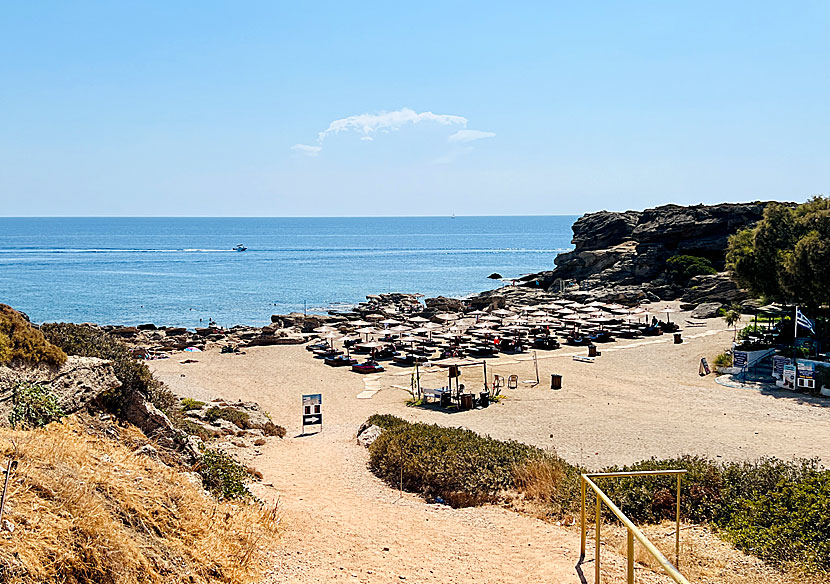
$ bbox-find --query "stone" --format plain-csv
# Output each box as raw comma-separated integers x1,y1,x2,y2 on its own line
518,202,786,303
691,302,724,319
0,356,121,425
681,273,748,304
487,273,503,280
357,424,383,448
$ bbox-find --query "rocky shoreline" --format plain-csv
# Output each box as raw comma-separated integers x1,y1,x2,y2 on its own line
79,201,782,352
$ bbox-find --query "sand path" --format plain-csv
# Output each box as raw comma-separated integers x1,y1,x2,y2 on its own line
150,306,830,583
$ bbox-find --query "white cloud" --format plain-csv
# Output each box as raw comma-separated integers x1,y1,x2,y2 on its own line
448,129,496,143
291,107,494,159
291,144,322,157
318,107,467,142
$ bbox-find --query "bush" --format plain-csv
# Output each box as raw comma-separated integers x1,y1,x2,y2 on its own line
714,352,733,367
181,398,206,411
196,448,254,500
722,471,830,571
0,305,66,367
666,255,717,284
260,421,287,438
8,382,65,428
205,406,250,429
41,323,167,417
367,415,559,507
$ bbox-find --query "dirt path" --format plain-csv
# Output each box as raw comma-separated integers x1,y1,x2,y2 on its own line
150,307,829,583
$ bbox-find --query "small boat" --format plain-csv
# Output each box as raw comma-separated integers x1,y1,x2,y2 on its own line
233,244,247,252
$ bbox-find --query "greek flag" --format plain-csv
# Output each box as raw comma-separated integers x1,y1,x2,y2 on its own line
796,307,816,335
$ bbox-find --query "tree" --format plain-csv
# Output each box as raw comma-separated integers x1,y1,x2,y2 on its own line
726,197,830,308
721,304,742,341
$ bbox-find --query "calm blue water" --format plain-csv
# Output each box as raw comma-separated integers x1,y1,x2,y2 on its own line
0,217,576,328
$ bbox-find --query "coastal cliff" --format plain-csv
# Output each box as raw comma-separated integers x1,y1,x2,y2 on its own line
520,202,786,305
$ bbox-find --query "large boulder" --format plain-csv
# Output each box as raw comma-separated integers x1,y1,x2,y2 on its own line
681,273,748,305
692,302,724,319
0,356,121,425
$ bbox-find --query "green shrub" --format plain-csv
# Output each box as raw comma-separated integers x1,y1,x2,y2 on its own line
722,471,830,571
0,305,66,367
181,398,206,411
368,415,552,507
205,406,250,429
714,352,733,367
196,448,253,500
9,382,65,428
666,255,717,284
41,323,168,417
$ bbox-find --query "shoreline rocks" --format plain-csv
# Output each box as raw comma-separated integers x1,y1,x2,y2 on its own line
517,202,788,306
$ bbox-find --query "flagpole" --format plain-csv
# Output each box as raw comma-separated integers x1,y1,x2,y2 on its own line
794,306,799,389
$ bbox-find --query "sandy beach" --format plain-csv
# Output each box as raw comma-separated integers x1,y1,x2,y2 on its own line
149,302,830,584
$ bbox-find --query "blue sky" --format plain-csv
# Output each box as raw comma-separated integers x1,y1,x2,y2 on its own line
1,1,828,216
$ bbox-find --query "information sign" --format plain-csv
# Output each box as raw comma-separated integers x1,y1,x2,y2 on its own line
302,394,323,431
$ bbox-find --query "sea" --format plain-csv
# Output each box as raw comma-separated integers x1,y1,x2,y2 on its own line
0,216,576,328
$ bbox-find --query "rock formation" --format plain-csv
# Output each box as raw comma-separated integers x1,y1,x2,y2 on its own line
0,356,121,425
520,202,784,305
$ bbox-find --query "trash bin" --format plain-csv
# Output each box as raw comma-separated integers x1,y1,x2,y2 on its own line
674,333,682,344
460,393,474,410
479,391,489,408
551,374,562,390
440,392,452,408
588,345,598,357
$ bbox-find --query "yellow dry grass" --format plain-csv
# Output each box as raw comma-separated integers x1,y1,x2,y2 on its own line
0,417,280,584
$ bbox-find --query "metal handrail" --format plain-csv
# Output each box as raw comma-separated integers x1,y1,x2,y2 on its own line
580,470,690,584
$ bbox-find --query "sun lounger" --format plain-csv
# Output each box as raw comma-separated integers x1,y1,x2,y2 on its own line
573,355,595,363
685,319,706,327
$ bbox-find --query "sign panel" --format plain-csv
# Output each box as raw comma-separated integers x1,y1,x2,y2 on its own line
772,356,792,379
733,351,748,368
797,361,815,380
699,357,711,376
302,394,323,430
782,365,796,390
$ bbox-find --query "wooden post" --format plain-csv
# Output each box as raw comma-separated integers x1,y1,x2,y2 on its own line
627,530,634,584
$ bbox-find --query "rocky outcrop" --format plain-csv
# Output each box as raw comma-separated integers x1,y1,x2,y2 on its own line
522,202,784,304
0,356,121,424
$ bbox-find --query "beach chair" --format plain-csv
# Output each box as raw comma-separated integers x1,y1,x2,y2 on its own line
493,374,504,391
507,375,518,390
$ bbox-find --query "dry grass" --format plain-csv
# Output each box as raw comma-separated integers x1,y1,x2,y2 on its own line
594,520,825,584
0,417,281,584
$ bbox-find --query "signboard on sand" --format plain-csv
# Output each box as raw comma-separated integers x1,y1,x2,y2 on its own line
302,394,322,432
699,357,711,376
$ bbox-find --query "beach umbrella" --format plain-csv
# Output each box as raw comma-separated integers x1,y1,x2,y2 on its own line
663,307,676,322
183,347,202,352
588,301,606,307
313,325,338,333
467,310,487,316
408,316,430,323
365,313,384,320
379,318,401,325
348,319,371,327
423,322,442,330
492,309,514,316
605,304,625,311
435,313,458,321
481,315,501,322
530,310,547,317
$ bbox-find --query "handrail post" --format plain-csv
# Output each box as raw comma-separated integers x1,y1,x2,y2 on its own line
626,529,634,584
595,495,601,584
580,475,586,556
675,473,681,566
